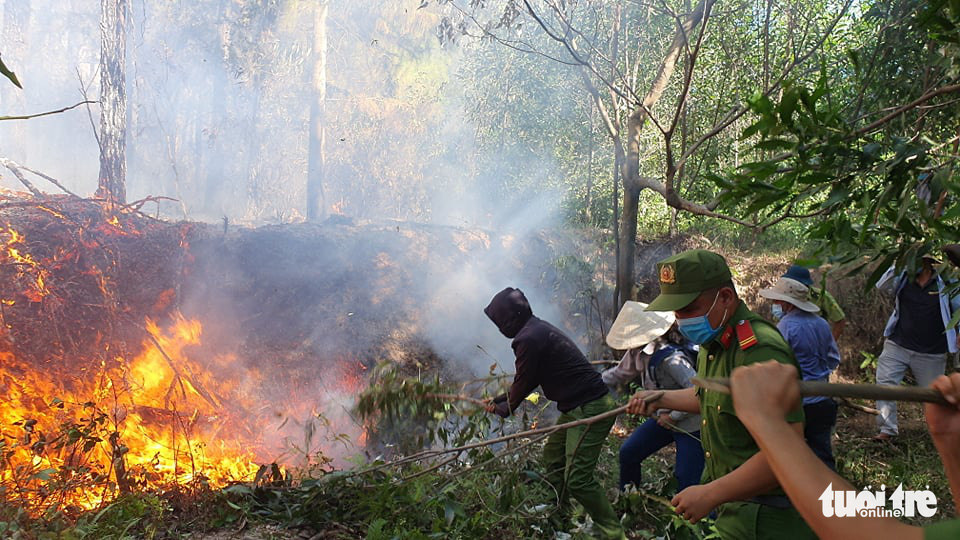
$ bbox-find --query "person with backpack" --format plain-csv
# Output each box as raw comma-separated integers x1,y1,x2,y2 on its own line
601,301,704,492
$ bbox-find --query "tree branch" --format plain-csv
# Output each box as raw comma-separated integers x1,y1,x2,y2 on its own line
0,158,43,197
0,100,96,122
0,159,82,198
636,175,755,227
521,0,634,103
854,84,960,137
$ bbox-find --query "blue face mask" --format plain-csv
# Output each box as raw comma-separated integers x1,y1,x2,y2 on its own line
771,303,784,321
676,291,727,345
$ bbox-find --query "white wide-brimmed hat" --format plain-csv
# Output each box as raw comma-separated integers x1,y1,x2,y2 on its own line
605,301,676,350
759,277,820,313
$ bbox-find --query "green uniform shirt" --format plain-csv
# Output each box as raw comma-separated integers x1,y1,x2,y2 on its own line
925,519,960,539
809,287,845,324
697,301,805,497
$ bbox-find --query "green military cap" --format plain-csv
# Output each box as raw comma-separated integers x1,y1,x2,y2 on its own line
646,249,733,311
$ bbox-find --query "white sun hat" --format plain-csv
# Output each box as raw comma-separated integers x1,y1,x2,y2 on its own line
605,301,676,350
759,277,820,313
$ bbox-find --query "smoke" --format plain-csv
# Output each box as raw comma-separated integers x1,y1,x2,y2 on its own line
0,0,598,467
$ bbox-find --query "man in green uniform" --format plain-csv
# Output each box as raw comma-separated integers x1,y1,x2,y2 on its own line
626,249,815,539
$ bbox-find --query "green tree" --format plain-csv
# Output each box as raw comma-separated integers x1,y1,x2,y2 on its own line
431,0,854,308
715,0,960,281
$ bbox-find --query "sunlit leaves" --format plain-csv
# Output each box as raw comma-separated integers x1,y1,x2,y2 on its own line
710,0,960,287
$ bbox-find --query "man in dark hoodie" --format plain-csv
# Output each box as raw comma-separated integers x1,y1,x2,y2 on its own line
483,287,625,540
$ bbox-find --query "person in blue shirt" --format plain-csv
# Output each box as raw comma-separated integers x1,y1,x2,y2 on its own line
760,276,841,469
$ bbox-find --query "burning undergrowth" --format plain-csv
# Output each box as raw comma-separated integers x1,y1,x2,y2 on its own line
0,193,265,516
0,192,596,518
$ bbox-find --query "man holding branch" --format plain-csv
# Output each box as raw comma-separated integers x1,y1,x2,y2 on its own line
626,249,814,539
729,361,960,539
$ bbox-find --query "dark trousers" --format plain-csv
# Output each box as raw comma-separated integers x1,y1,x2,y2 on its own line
619,417,704,491
803,399,838,470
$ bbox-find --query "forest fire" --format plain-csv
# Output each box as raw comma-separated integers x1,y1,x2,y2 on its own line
0,311,371,514
0,200,371,515
0,191,566,524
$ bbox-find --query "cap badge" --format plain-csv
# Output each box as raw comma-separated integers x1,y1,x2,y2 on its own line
660,264,677,284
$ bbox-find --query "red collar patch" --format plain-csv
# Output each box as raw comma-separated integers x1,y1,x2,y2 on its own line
719,325,735,349
735,319,758,350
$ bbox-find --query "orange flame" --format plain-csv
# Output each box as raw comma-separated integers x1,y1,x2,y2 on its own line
3,226,50,301
0,314,369,514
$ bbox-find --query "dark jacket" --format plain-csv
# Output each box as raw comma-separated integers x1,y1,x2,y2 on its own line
484,287,608,417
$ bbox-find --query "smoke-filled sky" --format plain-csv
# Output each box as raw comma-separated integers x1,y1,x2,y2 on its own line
0,1,581,228
0,0,599,377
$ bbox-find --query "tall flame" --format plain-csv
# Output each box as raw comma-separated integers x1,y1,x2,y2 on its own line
0,214,368,516
0,313,367,514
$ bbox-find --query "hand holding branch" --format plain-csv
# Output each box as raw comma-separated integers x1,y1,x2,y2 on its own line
626,390,665,415
729,362,802,431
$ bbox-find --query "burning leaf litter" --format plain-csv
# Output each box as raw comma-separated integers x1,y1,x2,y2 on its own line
0,194,369,516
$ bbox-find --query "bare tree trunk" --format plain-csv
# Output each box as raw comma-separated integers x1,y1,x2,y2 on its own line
2,0,31,160
96,0,127,203
616,177,642,308
202,66,227,214
616,0,713,309
584,99,594,223
612,151,621,312
306,0,329,221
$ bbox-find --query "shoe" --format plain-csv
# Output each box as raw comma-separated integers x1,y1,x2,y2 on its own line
872,433,895,442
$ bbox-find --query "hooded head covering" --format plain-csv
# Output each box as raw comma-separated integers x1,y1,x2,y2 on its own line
484,287,533,338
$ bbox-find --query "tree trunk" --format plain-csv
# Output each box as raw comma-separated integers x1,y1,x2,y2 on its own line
306,0,329,221
585,100,594,224
2,0,31,160
616,0,714,309
612,150,621,316
617,178,642,308
96,0,127,203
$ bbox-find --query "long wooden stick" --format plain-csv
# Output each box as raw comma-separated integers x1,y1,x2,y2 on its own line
692,377,950,405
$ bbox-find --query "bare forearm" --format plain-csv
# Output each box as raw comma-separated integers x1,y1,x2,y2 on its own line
706,449,780,503
747,418,921,540
661,387,699,413
832,319,846,340
933,436,960,511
